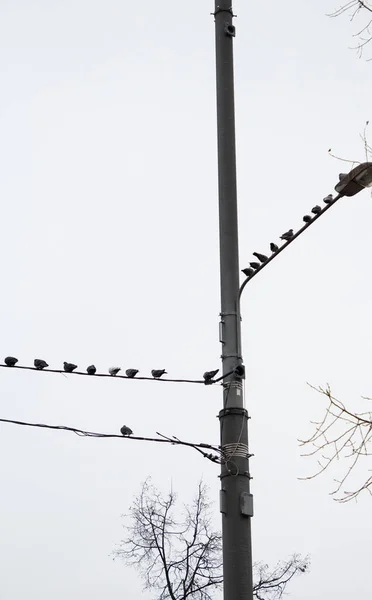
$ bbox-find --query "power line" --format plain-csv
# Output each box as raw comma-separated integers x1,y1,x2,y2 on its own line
0,417,222,463
0,363,219,385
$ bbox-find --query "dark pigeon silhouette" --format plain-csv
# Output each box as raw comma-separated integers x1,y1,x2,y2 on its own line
303,215,312,223
203,369,219,383
34,359,48,370
63,362,77,373
86,365,97,375
311,205,322,215
4,356,18,367
280,229,294,241
151,369,167,378
253,252,268,263
241,268,254,277
249,262,260,269
120,425,133,436
125,369,139,378
270,242,279,253
323,194,333,204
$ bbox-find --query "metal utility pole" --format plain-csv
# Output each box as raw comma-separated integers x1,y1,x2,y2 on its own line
214,2,253,600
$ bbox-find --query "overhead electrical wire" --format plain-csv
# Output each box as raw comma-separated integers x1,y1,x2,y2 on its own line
0,363,227,385
0,417,223,463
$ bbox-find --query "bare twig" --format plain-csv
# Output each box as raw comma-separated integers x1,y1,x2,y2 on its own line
329,1,372,59
299,384,372,502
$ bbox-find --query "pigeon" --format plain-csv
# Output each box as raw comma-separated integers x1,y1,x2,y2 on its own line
120,425,133,436
270,242,279,253
34,359,48,370
203,369,219,383
63,362,78,373
4,356,18,367
311,205,322,215
303,215,312,223
323,194,333,204
280,229,294,241
253,252,268,263
249,262,260,270
109,367,121,376
125,369,139,378
241,268,254,277
151,369,167,378
86,365,97,375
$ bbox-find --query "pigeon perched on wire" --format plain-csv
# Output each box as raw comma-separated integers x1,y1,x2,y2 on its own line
311,205,322,215
280,229,294,241
120,425,133,436
270,242,279,253
203,369,219,384
241,267,255,277
86,365,97,375
151,369,167,378
125,369,139,378
34,359,48,370
249,262,260,270
4,356,18,367
253,252,268,263
109,367,121,376
323,194,333,204
63,362,78,373
303,215,312,223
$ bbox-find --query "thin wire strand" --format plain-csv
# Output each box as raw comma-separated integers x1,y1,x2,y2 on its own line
0,417,222,463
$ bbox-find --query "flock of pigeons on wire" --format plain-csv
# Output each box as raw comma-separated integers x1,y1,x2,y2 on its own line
2,356,167,378
2,356,220,439
2,356,220,384
241,194,334,278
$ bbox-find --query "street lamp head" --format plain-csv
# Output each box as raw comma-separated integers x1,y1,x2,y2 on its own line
335,162,372,197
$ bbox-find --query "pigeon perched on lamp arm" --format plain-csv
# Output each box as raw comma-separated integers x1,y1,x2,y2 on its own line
280,229,294,241
270,242,279,253
63,362,78,373
252,252,268,263
249,262,260,270
34,359,48,370
241,267,254,277
86,365,97,375
311,205,322,215
303,215,312,223
125,369,139,378
151,369,167,378
323,194,333,204
4,356,18,367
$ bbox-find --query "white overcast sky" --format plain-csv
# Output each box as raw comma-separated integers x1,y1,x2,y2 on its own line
0,1,371,599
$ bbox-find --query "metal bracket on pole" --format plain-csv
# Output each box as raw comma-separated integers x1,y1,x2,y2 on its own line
211,7,237,17
218,407,248,419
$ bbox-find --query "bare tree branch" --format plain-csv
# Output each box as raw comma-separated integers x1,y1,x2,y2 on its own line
328,1,372,59
113,480,309,599
299,384,372,502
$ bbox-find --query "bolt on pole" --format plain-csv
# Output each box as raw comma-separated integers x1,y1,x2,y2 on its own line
213,2,254,600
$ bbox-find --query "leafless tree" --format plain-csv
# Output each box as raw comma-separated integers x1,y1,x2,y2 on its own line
299,384,372,502
113,479,309,600
328,1,372,59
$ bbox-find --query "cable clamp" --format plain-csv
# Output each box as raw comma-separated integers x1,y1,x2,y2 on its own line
211,7,236,17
